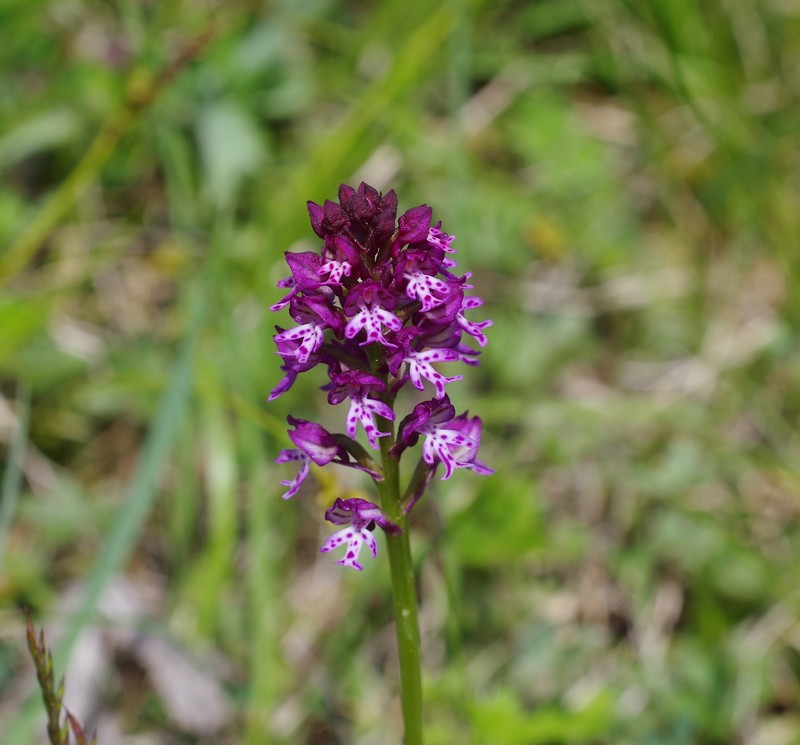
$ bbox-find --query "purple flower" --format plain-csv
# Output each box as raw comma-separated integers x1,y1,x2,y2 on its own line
384,330,463,399
284,251,326,292
439,412,494,477
457,296,492,348
394,396,493,480
270,182,493,568
273,324,323,365
393,397,456,452
272,295,345,365
403,347,463,398
270,182,491,414
268,352,318,401
320,497,400,570
275,416,380,499
396,204,432,244
395,247,462,312
318,258,353,285
426,222,456,252
343,281,403,349
327,370,394,449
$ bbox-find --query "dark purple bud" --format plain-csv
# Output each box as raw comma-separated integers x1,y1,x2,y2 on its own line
397,205,433,244
374,210,396,243
285,251,325,292
287,416,343,466
380,189,398,215
322,199,349,234
373,190,399,243
357,181,380,201
338,183,357,211
351,193,376,226
307,201,325,238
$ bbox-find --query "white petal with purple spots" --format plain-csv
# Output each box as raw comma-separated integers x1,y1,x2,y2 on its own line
274,449,311,499
320,525,378,570
274,322,325,364
404,349,463,398
345,394,395,449
404,271,453,310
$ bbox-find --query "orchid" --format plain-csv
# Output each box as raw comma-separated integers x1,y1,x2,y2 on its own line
320,498,401,570
269,182,493,745
270,182,492,570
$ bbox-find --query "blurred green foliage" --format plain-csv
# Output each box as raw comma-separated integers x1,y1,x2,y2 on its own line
2,0,800,743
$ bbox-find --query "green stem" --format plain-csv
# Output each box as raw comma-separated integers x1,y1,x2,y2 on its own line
366,342,423,743
377,435,424,745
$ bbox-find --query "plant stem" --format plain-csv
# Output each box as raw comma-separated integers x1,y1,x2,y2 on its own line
377,435,424,745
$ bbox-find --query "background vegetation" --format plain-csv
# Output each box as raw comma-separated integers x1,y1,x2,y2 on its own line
2,0,800,743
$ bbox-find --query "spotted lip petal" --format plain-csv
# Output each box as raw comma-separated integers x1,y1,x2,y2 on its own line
404,348,463,399
427,222,456,252
439,412,494,475
274,449,311,499
390,396,492,480
343,281,402,349
345,394,395,449
421,411,494,480
319,498,401,570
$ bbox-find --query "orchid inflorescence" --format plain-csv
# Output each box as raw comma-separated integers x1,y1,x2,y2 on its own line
271,182,492,570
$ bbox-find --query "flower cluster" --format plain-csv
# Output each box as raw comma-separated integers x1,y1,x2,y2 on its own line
271,183,492,569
